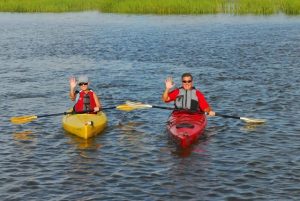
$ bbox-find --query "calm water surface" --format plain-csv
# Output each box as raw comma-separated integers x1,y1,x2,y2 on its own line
1,12,300,200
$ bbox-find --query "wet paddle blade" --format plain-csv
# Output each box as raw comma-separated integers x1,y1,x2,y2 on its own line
240,117,266,124
10,115,38,124
125,101,152,109
123,101,174,110
116,104,141,111
115,101,153,111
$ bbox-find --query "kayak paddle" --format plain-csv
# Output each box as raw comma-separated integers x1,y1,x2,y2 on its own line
214,113,266,124
122,101,174,110
123,101,266,124
11,104,133,124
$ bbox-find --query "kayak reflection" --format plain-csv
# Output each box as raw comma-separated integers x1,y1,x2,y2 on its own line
13,130,34,141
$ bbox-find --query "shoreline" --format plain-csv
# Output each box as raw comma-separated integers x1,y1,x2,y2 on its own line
0,0,299,15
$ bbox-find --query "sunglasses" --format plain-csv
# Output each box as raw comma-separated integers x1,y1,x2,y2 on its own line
182,80,192,83
79,82,88,86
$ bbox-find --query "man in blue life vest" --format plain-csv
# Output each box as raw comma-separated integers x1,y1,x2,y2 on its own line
162,72,215,116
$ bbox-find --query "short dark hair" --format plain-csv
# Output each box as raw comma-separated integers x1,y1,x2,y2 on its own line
181,73,193,80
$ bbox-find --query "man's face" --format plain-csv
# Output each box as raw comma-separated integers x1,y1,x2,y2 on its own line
181,76,193,90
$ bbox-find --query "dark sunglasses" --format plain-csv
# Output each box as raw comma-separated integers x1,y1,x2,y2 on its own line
79,82,88,86
182,80,192,83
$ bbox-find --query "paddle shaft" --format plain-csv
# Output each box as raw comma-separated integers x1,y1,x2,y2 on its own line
152,105,174,110
141,104,204,112
130,103,242,118
126,102,264,123
152,109,241,119
37,112,72,118
36,106,117,118
215,113,241,119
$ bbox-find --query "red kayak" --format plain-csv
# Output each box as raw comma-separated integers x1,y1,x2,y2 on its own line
166,110,207,149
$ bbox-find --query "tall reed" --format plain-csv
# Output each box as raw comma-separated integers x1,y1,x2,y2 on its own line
0,0,299,15
0,0,103,12
278,0,300,14
98,0,226,15
231,0,300,15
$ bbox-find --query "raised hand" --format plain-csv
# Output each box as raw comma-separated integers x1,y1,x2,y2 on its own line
69,76,77,90
165,77,175,90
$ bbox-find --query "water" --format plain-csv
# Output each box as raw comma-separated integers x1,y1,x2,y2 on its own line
1,12,300,200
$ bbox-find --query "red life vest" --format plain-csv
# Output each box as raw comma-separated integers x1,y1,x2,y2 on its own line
74,90,97,113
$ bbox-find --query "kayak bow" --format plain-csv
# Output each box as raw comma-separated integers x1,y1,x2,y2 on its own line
62,111,107,139
167,110,207,149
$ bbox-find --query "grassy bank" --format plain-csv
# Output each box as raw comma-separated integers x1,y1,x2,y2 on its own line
0,0,299,15
0,0,102,12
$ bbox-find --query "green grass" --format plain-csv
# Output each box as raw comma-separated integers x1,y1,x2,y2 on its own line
0,0,299,15
232,0,300,15
98,0,226,15
0,0,103,12
233,0,279,15
279,0,300,14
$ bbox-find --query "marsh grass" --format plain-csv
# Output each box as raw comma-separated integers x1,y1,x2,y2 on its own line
99,0,226,15
233,0,300,15
0,0,103,12
0,0,299,15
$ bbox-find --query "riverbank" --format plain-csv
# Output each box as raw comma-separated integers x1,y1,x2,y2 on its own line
0,0,299,15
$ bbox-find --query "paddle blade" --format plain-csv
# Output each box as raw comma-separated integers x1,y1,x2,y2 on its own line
125,101,152,108
118,101,175,112
10,115,38,124
116,104,140,111
114,101,152,111
240,117,266,124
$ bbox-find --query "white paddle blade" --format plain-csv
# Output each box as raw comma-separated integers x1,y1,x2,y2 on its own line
115,102,153,111
240,117,266,124
125,101,153,109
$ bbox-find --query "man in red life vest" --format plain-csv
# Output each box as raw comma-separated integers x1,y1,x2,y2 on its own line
69,75,101,113
162,73,215,116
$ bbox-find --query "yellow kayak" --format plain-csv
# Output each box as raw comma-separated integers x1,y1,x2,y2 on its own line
62,111,107,139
